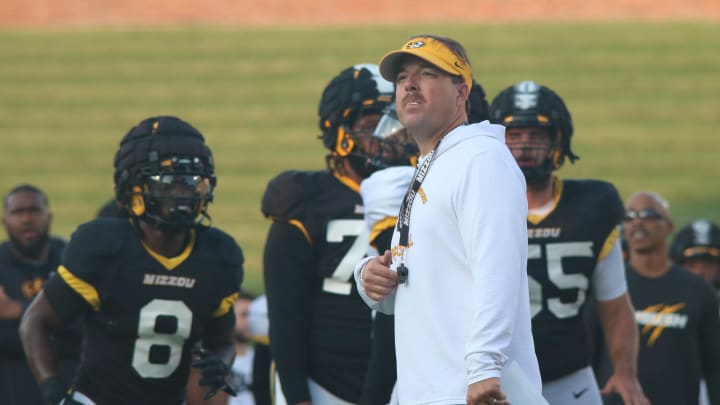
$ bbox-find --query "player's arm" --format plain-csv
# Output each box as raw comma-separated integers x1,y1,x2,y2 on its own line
359,311,396,405
188,234,244,404
359,226,397,405
0,285,28,356
596,294,639,379
263,221,314,404
593,238,647,404
186,327,235,405
0,285,24,319
20,262,94,405
19,291,69,404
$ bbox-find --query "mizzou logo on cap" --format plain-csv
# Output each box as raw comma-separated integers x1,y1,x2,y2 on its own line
405,41,426,49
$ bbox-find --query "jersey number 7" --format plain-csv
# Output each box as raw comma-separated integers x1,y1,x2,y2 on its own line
323,219,369,295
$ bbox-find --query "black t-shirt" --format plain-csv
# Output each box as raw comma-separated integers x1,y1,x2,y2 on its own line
597,264,720,405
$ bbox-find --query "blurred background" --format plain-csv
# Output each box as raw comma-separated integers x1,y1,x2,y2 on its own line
1,1,718,294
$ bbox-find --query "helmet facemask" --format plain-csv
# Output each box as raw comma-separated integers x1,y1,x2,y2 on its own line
318,64,394,178
505,125,563,185
489,80,579,185
369,103,418,168
338,111,385,178
127,156,215,233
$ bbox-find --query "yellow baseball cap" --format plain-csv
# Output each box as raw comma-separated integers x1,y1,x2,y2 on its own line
379,36,473,89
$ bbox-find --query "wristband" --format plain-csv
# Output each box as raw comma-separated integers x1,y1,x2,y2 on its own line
39,376,67,405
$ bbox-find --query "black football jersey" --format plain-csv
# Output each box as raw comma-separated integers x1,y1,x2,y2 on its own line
261,170,372,403
43,218,243,405
527,179,624,381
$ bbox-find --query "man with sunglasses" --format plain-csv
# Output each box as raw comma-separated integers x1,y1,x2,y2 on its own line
594,191,720,405
489,81,647,405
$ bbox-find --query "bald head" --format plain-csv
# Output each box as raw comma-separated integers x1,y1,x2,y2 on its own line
625,191,670,219
623,191,673,257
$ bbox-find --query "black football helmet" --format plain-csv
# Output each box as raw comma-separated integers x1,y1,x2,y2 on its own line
371,102,418,168
489,80,579,180
318,64,394,177
113,116,216,233
467,80,490,124
670,219,720,263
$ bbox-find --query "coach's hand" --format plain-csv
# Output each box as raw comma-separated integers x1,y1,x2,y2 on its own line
191,348,237,399
361,250,398,301
467,378,509,405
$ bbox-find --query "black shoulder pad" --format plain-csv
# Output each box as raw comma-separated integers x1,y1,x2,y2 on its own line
200,227,244,284
66,218,130,257
261,170,319,221
570,179,624,225
61,218,132,281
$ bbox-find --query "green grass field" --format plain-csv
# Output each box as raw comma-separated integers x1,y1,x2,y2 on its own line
0,22,718,294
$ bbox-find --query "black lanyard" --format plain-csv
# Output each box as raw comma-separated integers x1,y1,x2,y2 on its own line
397,139,443,248
394,139,443,285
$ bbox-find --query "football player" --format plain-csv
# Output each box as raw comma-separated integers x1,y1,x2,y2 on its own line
670,219,720,291
19,116,244,405
261,64,393,405
489,81,648,405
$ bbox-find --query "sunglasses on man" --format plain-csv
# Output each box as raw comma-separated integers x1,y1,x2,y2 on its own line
623,209,664,222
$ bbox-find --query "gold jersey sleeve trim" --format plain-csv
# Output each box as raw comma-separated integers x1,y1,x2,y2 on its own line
268,217,312,244
370,216,397,247
252,335,270,346
598,226,620,261
332,172,361,193
58,265,100,311
288,219,312,244
211,292,239,318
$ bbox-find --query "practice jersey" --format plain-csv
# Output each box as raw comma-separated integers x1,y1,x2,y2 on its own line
527,178,624,381
43,218,243,405
262,170,372,403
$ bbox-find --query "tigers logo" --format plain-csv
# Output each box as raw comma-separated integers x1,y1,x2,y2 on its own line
692,220,712,244
391,242,413,258
418,187,427,204
21,277,45,299
635,303,688,346
513,80,541,110
405,41,426,49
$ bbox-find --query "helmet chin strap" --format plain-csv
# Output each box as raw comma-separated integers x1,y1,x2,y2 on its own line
523,163,554,189
346,153,377,179
141,194,207,234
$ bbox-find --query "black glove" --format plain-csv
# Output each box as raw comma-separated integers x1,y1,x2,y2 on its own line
38,376,67,405
191,347,237,399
